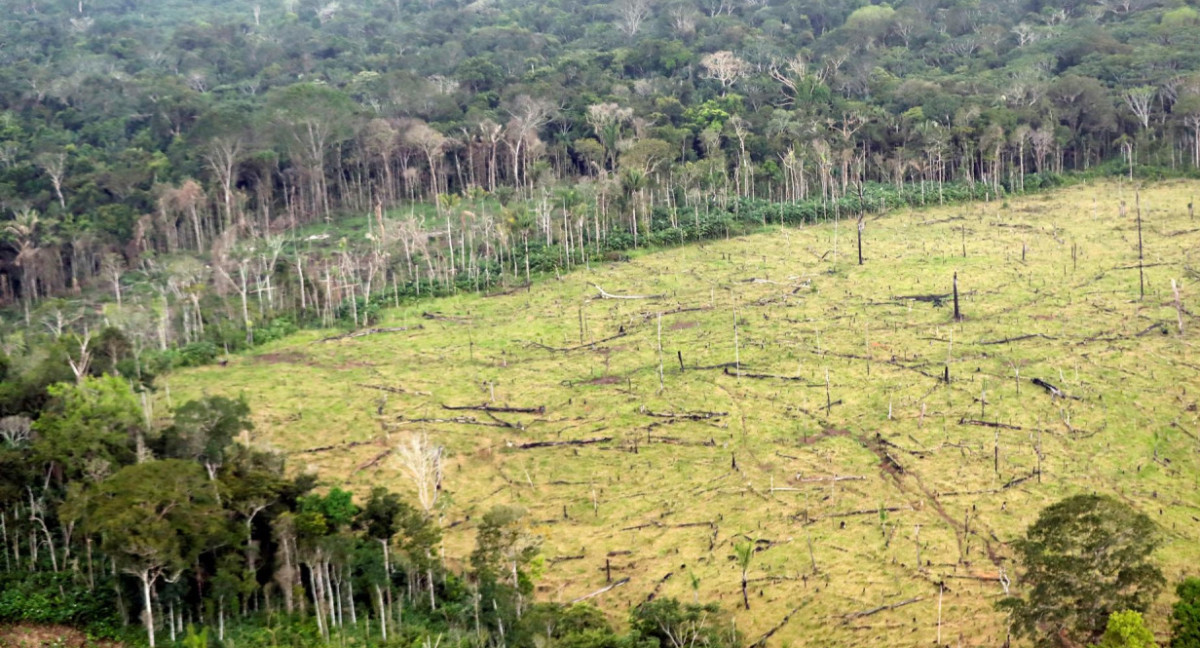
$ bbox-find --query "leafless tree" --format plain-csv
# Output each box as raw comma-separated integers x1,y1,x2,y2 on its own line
0,416,32,448
394,432,443,517
615,0,652,37
35,152,67,210
1123,86,1156,131
700,51,749,95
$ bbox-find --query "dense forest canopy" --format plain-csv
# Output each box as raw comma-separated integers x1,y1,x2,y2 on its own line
2,0,1200,325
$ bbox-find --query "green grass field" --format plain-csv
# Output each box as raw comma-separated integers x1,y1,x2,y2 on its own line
163,180,1200,646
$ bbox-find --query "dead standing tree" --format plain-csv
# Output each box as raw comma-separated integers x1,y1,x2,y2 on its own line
394,432,444,518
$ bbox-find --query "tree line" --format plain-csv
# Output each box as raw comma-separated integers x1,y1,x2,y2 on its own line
2,0,1200,343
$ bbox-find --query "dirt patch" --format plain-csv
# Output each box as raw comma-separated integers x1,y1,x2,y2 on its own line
588,375,622,385
0,624,123,648
797,427,851,446
668,320,698,331
254,351,309,365
333,360,374,370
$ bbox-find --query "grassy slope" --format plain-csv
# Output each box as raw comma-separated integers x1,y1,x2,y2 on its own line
164,180,1200,646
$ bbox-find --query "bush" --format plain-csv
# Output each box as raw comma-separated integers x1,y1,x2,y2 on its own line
0,572,122,637
1172,578,1200,648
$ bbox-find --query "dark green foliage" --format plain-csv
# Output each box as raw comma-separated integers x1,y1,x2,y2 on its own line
64,459,227,577
0,572,123,637
161,394,253,474
631,598,739,648
1172,578,1200,648
1000,495,1164,647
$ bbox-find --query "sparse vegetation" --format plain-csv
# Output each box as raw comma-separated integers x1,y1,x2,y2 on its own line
154,180,1200,645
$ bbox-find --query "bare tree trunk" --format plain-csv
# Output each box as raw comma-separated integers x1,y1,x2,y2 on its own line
140,571,156,648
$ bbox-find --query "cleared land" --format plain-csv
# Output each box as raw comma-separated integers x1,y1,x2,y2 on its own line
165,180,1200,646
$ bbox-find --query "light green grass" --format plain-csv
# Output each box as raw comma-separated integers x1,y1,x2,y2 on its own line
164,180,1200,646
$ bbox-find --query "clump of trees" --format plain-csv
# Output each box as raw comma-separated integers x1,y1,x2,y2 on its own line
1000,494,1169,647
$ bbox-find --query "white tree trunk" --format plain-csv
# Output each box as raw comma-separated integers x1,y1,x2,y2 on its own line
140,571,156,648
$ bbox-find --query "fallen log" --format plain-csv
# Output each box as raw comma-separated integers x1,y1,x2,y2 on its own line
959,418,1025,431
641,408,727,420
822,506,906,520
1031,378,1064,398
750,601,809,647
443,403,545,414
291,439,378,455
636,305,711,321
841,597,923,623
513,436,612,449
521,330,628,352
398,415,520,429
421,311,470,322
570,577,630,603
721,367,822,384
691,362,742,370
316,325,423,343
645,571,673,602
549,554,586,564
355,449,392,472
793,475,867,483
358,383,432,396
977,333,1057,345
593,284,664,300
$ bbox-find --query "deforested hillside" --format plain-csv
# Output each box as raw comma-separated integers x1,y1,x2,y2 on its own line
163,180,1200,646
